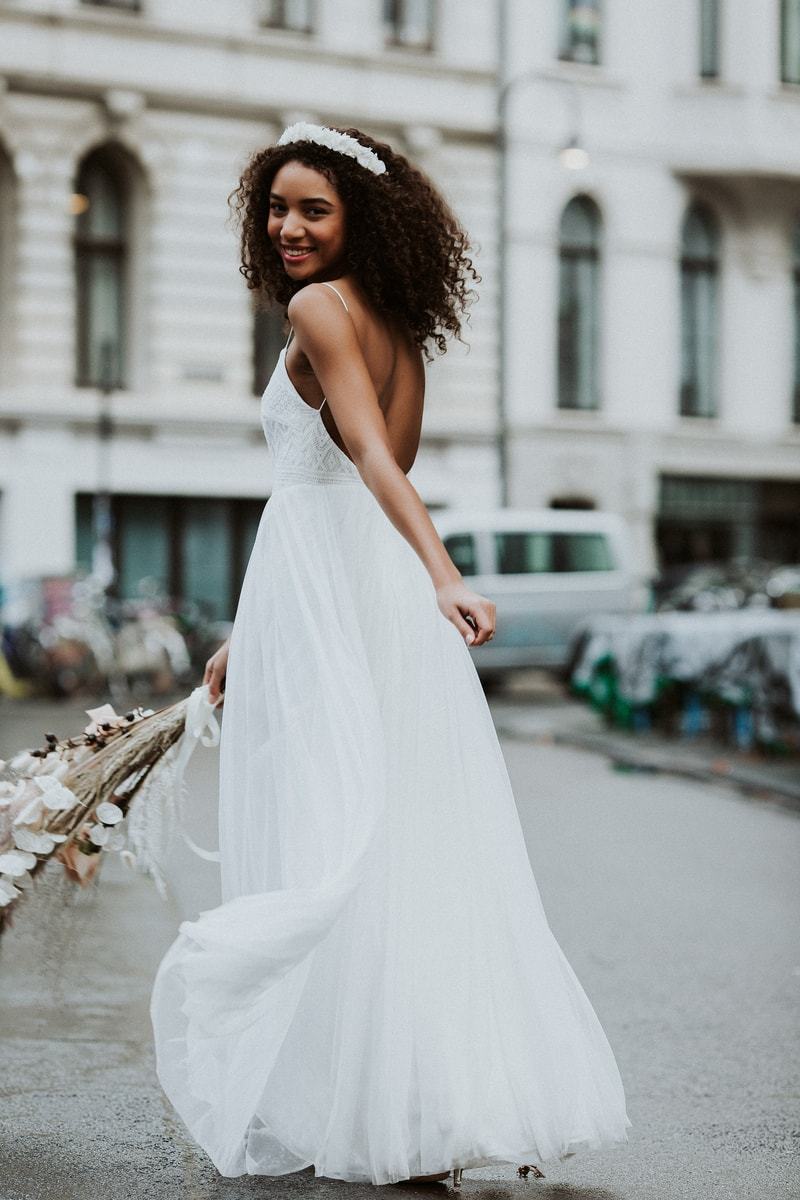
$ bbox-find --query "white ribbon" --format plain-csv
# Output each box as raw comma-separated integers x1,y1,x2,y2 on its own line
171,684,222,863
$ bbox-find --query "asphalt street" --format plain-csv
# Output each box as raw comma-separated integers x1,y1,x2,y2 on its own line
0,696,797,1200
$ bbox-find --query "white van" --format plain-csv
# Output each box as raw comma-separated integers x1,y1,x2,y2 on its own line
430,508,646,673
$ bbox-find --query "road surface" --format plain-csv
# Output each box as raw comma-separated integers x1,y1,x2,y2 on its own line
0,698,797,1199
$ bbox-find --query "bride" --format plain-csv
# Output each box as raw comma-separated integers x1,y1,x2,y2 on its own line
150,123,631,1188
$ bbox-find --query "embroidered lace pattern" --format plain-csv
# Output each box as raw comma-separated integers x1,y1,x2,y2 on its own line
261,350,362,490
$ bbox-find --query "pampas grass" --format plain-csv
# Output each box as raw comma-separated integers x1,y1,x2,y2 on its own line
0,693,204,935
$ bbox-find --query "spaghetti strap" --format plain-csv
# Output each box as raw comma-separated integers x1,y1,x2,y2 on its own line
283,283,348,355
284,283,350,415
319,281,350,313
317,284,350,413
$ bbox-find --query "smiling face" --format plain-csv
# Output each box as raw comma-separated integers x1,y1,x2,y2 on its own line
268,161,347,282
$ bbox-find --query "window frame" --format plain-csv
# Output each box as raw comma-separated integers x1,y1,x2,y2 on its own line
259,0,314,34
442,533,479,578
493,530,615,576
699,0,721,79
781,0,800,85
73,150,129,391
383,0,436,51
80,0,142,11
75,493,266,621
557,194,602,412
558,0,602,66
0,146,14,378
792,219,800,424
252,305,287,397
679,201,720,419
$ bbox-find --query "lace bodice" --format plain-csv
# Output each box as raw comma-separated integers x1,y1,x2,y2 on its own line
261,350,362,491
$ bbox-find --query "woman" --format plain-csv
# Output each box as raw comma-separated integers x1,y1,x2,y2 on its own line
150,124,631,1188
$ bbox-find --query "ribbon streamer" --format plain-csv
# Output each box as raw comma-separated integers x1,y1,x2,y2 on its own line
170,684,222,863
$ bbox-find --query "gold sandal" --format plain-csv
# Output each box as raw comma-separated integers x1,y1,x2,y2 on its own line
404,1162,542,1188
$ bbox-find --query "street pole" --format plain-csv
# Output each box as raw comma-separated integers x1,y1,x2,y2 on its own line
496,3,588,508
497,0,510,509
496,1,541,509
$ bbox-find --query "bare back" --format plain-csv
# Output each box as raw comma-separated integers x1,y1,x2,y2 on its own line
284,279,425,475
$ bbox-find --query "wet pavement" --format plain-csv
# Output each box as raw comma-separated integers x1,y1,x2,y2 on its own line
0,692,798,1199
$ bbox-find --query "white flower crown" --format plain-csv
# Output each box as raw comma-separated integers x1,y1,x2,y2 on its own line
277,122,388,176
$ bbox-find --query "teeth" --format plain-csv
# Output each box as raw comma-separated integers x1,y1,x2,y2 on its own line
284,248,312,256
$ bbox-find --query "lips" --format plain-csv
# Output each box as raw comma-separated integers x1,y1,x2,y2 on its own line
280,245,315,263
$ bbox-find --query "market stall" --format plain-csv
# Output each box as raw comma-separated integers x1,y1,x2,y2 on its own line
568,611,800,752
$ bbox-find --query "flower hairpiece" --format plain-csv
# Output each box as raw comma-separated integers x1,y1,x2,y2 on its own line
277,123,387,176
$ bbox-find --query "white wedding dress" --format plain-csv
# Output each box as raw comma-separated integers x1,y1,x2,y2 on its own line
150,285,631,1184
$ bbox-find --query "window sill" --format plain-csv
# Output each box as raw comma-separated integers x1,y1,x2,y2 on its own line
670,415,722,437
75,386,128,396
384,35,434,52
771,82,800,101
381,40,437,64
552,405,604,422
259,23,314,37
672,79,746,99
79,2,141,13
538,62,624,90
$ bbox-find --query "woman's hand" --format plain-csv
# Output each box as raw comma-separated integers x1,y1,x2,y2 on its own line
203,639,230,705
436,581,496,647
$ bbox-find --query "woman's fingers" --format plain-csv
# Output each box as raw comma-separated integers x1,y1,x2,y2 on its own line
450,610,477,644
463,600,495,646
451,599,496,647
207,668,225,702
436,583,497,648
204,647,228,702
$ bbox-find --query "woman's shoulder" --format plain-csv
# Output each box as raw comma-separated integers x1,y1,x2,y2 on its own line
288,281,424,376
286,282,350,325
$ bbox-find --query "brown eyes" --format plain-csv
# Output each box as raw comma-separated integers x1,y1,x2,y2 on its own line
269,203,329,217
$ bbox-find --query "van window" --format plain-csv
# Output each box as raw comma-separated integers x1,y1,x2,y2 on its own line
561,532,614,571
495,532,552,573
495,531,614,574
444,533,478,576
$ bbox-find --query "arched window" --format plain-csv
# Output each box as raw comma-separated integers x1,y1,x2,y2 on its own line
74,146,131,389
253,305,286,396
558,195,601,411
781,0,800,84
680,202,720,418
793,219,800,424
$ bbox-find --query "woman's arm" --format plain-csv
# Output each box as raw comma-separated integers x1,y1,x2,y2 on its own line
287,285,495,647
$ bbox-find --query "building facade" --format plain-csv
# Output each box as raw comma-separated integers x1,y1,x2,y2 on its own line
502,0,800,580
1,0,799,625
0,0,498,621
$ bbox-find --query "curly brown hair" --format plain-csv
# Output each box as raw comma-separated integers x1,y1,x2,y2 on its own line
227,127,479,358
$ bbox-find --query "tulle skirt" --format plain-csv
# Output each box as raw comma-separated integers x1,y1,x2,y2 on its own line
150,480,631,1183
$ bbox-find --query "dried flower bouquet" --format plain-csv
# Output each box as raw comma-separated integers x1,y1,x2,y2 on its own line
0,686,220,933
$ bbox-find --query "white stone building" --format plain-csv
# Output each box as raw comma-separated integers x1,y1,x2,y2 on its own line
1,0,799,626
0,0,498,621
502,0,800,580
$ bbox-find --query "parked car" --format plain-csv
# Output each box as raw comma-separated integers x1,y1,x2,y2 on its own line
430,508,647,676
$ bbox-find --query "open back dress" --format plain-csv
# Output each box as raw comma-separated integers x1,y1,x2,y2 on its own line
149,282,631,1185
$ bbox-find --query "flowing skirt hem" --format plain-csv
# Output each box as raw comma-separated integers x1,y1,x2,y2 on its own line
206,1128,634,1183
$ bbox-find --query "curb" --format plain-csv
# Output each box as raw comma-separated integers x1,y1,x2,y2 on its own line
493,718,800,814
